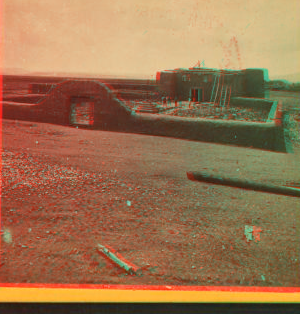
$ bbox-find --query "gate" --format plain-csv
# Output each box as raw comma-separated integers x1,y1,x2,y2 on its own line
69,96,95,126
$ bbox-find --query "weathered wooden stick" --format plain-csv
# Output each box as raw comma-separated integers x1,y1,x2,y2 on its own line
97,244,140,274
187,171,300,197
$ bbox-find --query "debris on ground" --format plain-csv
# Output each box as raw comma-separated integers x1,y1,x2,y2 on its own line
97,244,140,275
245,225,262,243
2,228,13,244
253,226,262,243
245,225,253,242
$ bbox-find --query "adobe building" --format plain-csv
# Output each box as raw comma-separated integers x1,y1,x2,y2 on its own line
156,67,266,104
2,67,289,153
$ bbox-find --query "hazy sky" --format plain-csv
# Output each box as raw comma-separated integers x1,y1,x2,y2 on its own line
2,0,300,79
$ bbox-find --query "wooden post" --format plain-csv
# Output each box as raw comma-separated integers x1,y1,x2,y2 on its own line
187,171,300,198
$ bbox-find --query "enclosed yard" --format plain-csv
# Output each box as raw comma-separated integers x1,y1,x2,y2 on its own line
162,102,269,122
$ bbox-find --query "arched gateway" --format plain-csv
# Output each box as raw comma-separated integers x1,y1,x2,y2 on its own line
36,80,132,128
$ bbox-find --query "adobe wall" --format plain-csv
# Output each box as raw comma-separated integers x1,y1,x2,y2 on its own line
127,112,287,153
230,97,273,110
2,79,288,153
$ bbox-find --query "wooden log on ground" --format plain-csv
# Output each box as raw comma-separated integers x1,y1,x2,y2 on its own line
186,171,300,198
97,244,140,275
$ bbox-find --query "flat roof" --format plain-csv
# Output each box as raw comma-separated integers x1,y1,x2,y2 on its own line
160,67,243,75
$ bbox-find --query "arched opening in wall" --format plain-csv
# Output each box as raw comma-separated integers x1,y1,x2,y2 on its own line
69,96,95,127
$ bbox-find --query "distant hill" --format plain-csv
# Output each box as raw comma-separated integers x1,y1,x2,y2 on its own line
29,71,153,80
1,68,153,80
270,72,300,83
2,67,299,83
0,67,31,75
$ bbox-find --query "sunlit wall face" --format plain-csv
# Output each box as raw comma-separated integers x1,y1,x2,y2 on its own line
2,0,300,80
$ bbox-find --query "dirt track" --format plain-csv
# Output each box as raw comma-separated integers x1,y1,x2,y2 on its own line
1,108,299,287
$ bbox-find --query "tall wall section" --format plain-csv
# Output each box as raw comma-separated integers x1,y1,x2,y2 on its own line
243,69,265,98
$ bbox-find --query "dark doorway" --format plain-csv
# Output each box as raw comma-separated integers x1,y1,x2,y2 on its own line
191,88,203,102
69,96,95,126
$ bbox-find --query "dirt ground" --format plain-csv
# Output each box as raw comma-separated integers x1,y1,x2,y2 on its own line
1,91,300,287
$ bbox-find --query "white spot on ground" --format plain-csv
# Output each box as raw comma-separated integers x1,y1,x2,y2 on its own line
2,228,12,244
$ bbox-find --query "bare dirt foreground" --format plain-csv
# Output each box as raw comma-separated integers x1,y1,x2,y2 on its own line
1,101,300,287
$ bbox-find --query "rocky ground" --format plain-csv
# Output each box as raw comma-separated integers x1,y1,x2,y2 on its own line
0,91,300,287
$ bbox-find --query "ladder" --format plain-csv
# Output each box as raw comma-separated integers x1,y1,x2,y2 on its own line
219,85,227,107
211,74,232,107
210,74,220,103
219,85,232,108
226,85,232,107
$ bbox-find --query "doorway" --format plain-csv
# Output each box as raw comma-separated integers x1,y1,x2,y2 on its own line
190,88,203,102
69,96,95,126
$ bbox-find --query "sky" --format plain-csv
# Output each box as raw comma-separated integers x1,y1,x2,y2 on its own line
2,0,300,80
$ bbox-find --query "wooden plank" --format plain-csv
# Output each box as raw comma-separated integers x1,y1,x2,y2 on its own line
97,244,140,275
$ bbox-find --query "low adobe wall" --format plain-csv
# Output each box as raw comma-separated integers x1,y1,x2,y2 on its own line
230,96,281,124
230,97,273,110
2,101,44,123
3,94,47,104
127,111,287,153
2,80,288,153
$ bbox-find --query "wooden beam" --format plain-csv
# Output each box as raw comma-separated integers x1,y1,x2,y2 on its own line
187,171,300,197
97,244,140,275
